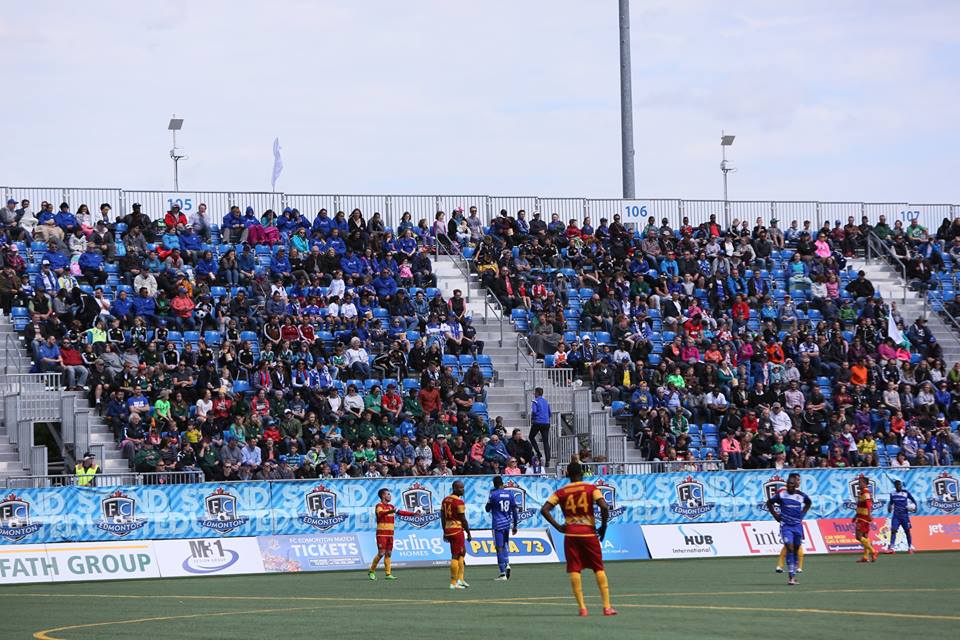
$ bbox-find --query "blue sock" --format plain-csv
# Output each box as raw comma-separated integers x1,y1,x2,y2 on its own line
787,549,797,575
496,546,507,573
905,529,912,547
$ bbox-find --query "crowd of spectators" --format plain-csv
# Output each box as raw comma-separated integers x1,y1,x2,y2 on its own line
472,209,960,470
0,197,548,481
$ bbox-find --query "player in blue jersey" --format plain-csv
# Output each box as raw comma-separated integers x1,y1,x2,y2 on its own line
886,480,917,555
485,475,520,580
766,472,812,586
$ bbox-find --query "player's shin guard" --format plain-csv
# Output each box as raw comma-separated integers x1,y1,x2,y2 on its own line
569,572,587,611
595,570,612,610
369,553,382,573
384,556,392,575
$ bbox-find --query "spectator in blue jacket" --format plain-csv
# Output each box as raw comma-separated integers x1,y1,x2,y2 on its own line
77,246,106,284
133,287,157,325
372,269,398,300
222,205,245,243
312,208,333,239
195,250,218,283
270,249,292,282
55,203,78,234
483,434,510,468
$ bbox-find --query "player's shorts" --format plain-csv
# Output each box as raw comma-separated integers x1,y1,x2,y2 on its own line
564,535,604,573
445,531,466,557
493,528,511,551
376,533,394,552
855,520,871,538
891,515,911,531
780,524,804,547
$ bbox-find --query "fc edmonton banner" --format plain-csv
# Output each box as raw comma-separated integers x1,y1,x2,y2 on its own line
1,468,959,546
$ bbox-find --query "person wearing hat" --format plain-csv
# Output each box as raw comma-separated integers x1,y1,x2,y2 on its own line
75,451,100,487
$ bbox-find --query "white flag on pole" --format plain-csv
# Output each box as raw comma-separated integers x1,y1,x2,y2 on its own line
271,137,283,192
887,305,907,347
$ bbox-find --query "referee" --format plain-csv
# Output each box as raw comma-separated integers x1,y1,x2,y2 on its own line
529,387,552,468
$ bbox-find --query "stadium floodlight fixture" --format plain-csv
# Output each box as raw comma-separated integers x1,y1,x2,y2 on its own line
168,114,187,190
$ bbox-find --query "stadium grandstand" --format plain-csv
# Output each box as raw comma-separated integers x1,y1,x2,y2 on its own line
0,190,958,484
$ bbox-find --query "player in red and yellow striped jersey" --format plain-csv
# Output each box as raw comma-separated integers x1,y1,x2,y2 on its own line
441,480,472,589
854,475,879,563
541,460,616,617
368,488,416,580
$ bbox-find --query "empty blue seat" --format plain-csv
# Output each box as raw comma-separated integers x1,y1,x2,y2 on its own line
459,354,475,367
204,331,222,345
543,354,556,367
240,331,259,342
701,423,718,436
183,331,201,343
402,379,420,392
232,380,251,395
210,286,227,299
442,354,458,368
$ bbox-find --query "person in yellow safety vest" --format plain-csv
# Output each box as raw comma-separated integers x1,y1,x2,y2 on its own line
75,452,100,486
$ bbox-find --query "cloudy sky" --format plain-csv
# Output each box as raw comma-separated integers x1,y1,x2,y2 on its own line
3,1,958,202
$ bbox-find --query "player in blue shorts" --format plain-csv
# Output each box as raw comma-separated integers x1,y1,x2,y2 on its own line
485,475,519,580
766,472,812,586
886,479,917,554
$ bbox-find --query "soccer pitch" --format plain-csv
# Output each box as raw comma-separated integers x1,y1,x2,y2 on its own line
1,553,958,640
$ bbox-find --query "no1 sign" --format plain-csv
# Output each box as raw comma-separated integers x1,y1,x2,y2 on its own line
621,200,652,222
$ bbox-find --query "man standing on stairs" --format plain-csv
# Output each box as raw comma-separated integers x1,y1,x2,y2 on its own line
530,387,552,468
75,452,100,487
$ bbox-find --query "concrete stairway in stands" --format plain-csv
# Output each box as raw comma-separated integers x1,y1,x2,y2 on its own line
852,256,960,364
0,313,128,480
432,254,635,463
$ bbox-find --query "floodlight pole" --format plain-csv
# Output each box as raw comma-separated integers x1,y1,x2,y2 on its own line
720,131,735,228
619,0,635,199
169,114,186,191
172,125,179,191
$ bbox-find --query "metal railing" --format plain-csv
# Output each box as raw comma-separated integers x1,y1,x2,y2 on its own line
5,185,959,234
2,470,206,488
866,231,909,301
554,460,726,476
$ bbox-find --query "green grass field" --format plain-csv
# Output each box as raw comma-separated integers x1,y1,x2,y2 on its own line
2,553,959,639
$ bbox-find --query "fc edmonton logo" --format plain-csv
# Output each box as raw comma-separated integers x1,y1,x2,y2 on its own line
299,485,348,531
670,476,716,519
96,490,146,536
758,475,786,511
594,480,626,519
929,472,960,512
398,482,440,528
198,488,249,534
843,477,885,511
0,494,42,542
501,480,537,521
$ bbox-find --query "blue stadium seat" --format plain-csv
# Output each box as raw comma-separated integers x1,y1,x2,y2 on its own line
543,354,556,367
204,331,222,346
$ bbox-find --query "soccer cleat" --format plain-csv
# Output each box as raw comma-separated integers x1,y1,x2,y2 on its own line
908,548,915,555
578,609,589,617
871,550,880,562
506,564,512,579
495,574,508,581
457,579,470,588
788,577,798,586
856,558,870,563
775,567,784,573
368,571,376,580
885,549,896,555
385,574,398,580
603,608,618,616
797,567,803,573
451,583,466,590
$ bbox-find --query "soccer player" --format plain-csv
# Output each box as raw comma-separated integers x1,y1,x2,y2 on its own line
540,460,616,617
369,488,416,580
854,475,879,563
886,479,917,554
441,480,472,590
766,472,811,586
485,475,519,580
